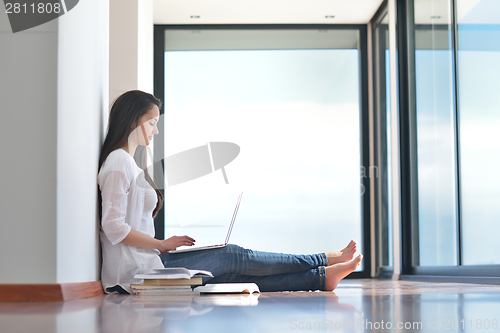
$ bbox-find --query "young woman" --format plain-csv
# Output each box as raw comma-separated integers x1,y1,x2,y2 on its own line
98,90,362,294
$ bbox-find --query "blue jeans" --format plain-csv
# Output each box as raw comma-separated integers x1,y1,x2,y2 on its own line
159,244,327,292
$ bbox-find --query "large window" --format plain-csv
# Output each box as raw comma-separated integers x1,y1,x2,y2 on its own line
457,0,500,265
154,26,370,275
396,0,500,278
414,0,458,266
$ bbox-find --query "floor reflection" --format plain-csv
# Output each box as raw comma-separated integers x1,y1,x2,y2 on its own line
2,280,500,333
102,294,260,332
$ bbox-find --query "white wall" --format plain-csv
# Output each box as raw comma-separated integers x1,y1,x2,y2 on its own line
0,0,109,284
56,0,109,283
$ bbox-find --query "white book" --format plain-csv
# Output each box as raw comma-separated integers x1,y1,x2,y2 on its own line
135,267,213,280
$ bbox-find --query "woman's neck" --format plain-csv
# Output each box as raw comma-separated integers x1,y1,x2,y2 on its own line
121,143,138,157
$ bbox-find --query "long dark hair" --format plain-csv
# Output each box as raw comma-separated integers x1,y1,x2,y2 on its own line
99,90,164,218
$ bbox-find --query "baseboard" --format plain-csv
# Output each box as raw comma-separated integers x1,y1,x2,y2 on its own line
0,281,103,302
375,267,394,279
401,275,500,285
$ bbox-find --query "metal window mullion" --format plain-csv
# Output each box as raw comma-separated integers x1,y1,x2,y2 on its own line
407,0,420,270
371,19,387,272
375,27,384,269
368,21,377,278
360,25,373,278
374,22,390,269
450,0,463,266
395,0,419,274
153,25,166,241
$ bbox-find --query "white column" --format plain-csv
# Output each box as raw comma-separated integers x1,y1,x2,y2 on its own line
109,0,154,104
56,0,110,283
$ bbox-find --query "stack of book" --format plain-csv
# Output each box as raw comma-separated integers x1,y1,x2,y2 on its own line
131,267,213,296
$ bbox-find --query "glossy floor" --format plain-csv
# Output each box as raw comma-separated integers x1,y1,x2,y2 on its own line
3,280,500,332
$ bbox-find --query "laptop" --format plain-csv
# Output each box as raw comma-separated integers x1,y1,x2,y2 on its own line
168,192,243,253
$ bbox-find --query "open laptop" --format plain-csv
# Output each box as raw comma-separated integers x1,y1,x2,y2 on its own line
169,192,243,253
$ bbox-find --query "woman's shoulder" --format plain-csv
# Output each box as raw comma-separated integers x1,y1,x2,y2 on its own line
99,149,138,178
107,148,133,162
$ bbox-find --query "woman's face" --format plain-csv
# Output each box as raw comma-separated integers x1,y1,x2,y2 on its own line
130,105,160,146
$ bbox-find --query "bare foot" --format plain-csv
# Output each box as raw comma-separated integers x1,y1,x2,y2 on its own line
327,240,357,266
325,254,363,291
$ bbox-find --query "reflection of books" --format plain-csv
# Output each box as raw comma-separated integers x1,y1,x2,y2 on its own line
134,267,213,280
131,294,259,308
194,283,260,294
194,294,259,306
132,295,196,306
131,296,214,320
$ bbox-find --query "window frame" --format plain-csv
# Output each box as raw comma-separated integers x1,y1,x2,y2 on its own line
396,0,500,282
153,24,372,278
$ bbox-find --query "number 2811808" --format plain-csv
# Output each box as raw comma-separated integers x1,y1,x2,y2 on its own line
5,3,62,14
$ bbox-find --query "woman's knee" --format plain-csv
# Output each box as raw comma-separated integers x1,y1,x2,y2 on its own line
215,244,250,260
224,244,249,254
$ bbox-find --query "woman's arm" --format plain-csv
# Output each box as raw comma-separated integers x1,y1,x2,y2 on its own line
121,228,195,253
99,154,195,252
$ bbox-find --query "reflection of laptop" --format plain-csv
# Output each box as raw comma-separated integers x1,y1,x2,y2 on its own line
169,192,243,254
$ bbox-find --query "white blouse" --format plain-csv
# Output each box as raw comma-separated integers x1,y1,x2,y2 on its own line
98,149,163,293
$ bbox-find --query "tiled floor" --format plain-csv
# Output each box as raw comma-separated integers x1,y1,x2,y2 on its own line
2,280,500,332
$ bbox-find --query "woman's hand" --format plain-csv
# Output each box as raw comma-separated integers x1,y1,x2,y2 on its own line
157,235,196,253
121,229,195,253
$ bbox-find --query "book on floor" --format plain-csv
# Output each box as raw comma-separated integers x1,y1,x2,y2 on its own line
142,277,203,286
134,267,213,280
131,283,199,296
131,283,261,297
134,289,201,296
130,284,192,290
194,283,260,294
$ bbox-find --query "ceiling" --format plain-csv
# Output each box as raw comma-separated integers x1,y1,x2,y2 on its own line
414,0,482,24
153,0,385,25
153,0,495,26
